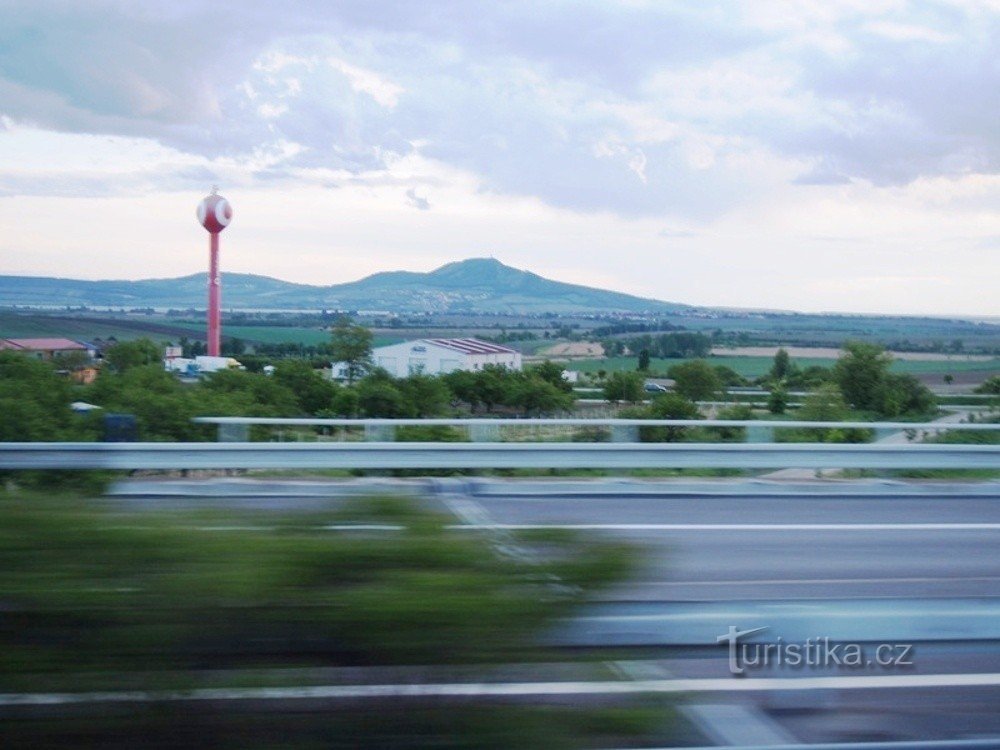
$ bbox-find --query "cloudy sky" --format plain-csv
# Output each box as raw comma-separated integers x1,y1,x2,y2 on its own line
0,0,997,315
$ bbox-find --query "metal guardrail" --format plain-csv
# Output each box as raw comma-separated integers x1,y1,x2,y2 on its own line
1,442,996,470
191,416,1000,444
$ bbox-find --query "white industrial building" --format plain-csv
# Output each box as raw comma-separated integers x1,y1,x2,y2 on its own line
332,338,521,380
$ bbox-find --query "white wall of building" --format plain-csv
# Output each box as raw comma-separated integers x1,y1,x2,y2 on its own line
332,339,521,380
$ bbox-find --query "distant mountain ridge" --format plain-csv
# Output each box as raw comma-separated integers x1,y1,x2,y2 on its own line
0,258,685,314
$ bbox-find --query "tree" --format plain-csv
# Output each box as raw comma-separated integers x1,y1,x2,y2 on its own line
355,371,408,417
398,374,452,417
637,348,650,372
640,393,701,442
976,375,1000,395
769,348,793,382
52,350,91,372
714,365,747,388
873,373,935,417
528,360,573,393
329,316,373,383
442,369,481,412
473,365,509,413
603,371,644,404
272,359,338,415
196,369,299,418
504,373,574,416
104,338,161,374
667,359,722,401
832,341,893,411
0,352,79,441
799,383,850,422
767,385,788,414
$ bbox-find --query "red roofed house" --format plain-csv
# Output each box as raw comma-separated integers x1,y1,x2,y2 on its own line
331,338,521,380
0,338,94,360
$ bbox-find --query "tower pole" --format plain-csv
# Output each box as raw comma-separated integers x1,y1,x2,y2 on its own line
208,232,221,356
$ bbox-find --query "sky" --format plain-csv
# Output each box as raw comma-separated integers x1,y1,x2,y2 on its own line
0,0,997,315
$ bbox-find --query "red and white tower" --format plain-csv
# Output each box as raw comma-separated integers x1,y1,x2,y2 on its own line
196,187,233,357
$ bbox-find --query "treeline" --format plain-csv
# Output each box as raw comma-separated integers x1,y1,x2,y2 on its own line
591,321,682,336
603,331,712,359
0,347,575,444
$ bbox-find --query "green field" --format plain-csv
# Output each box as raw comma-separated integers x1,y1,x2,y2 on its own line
563,355,1000,380
0,313,407,348
0,312,195,342
168,322,335,345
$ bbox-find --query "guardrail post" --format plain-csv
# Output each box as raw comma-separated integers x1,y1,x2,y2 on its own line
218,423,249,442
746,425,774,443
611,425,639,443
365,424,396,442
469,424,501,442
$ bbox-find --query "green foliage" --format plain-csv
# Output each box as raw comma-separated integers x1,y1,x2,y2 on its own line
603,371,645,404
271,359,338,414
503,371,574,416
397,374,452,417
628,393,701,442
0,493,634,677
770,348,792,381
612,331,712,359
475,365,510,412
831,341,935,416
976,375,1000,395
767,385,788,414
197,369,300,417
781,384,871,443
711,403,754,441
355,371,409,417
785,365,832,390
833,341,894,411
637,348,650,371
50,350,91,371
667,359,722,401
396,425,467,442
103,338,161,374
87,365,205,441
0,352,80,441
714,364,748,387
329,316,373,382
873,372,936,417
442,369,481,411
798,383,850,422
528,360,573,393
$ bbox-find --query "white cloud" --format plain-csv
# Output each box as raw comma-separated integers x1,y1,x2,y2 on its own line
0,0,996,314
327,57,404,108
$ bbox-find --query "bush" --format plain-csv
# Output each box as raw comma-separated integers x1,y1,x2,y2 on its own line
0,494,634,674
667,359,721,401
635,393,701,442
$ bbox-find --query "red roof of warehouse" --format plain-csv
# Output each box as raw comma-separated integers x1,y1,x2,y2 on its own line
422,338,518,355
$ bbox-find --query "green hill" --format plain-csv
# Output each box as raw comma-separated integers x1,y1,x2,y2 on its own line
0,258,685,314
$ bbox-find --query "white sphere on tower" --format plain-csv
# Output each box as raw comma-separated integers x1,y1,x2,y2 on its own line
196,186,233,234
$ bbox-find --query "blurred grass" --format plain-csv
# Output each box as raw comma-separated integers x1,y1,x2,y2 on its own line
0,491,672,747
1,701,678,749
0,493,634,683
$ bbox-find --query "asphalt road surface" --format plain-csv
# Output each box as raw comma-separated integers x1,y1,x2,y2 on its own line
109,476,1000,744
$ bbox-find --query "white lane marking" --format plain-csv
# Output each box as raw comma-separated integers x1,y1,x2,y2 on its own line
441,495,537,562
193,523,1000,533
625,576,1000,587
453,523,1000,531
5,672,1000,705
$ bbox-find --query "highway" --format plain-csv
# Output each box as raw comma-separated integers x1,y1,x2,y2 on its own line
103,476,1000,744
437,480,1000,603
